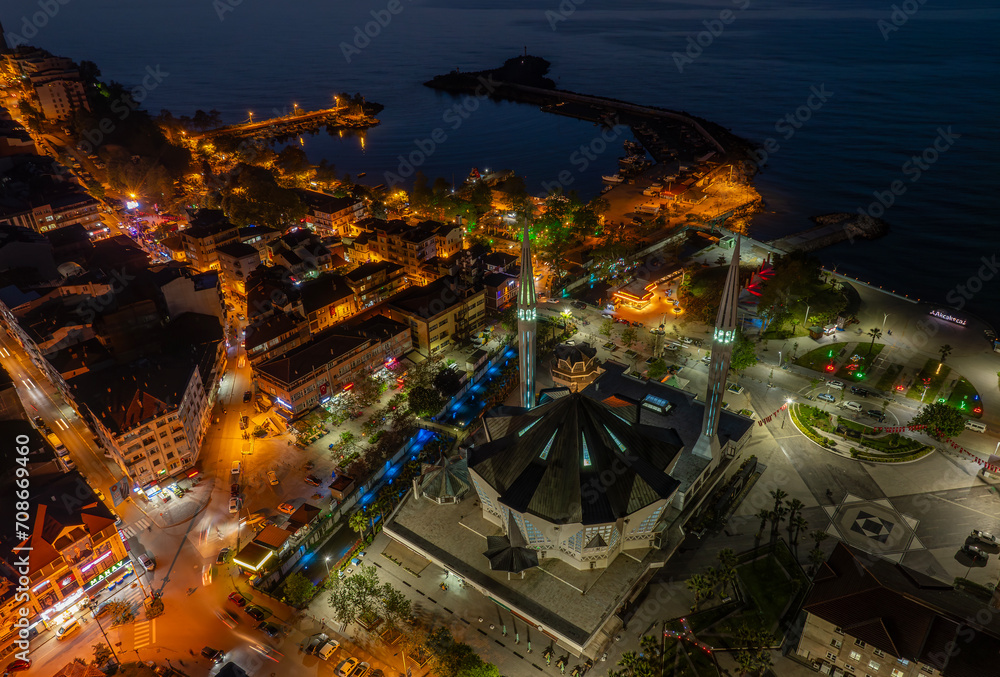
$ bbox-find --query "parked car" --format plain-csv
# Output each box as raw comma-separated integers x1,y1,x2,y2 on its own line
231,482,240,496
850,386,870,397
4,659,31,673
56,619,81,640
336,658,360,677
827,380,845,390
244,604,268,621
267,470,279,485
31,416,44,428
867,409,886,422
970,530,998,545
278,502,295,514
818,393,836,403
961,544,987,561
318,640,341,660
216,547,231,564
201,647,225,663
305,475,322,486
229,497,240,514
681,337,693,344
227,591,248,607
137,553,155,571
257,621,283,638
349,661,371,677
843,401,863,412
571,301,587,310
243,390,252,403
303,633,330,655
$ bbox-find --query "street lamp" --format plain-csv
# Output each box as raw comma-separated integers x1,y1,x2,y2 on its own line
248,111,253,124
781,398,793,429
882,312,891,332
324,557,331,575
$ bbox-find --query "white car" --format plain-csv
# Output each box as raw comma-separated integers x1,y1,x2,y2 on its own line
827,380,845,390
681,337,693,344
229,497,240,514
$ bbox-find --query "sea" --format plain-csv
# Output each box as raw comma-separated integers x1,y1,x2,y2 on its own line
4,0,998,320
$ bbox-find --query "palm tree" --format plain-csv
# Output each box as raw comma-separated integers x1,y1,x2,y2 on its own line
754,508,770,545
811,529,830,549
867,327,882,355
769,488,788,514
939,343,953,364
348,510,368,537
808,547,827,577
769,506,788,544
686,573,711,611
790,515,809,546
639,634,661,676
784,498,804,531
718,547,738,572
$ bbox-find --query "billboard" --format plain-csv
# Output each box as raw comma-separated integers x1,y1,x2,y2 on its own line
109,477,130,507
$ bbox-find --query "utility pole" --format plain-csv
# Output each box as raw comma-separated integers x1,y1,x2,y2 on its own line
93,611,119,664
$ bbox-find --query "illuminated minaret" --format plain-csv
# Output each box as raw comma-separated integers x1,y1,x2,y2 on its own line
517,220,537,409
692,236,741,461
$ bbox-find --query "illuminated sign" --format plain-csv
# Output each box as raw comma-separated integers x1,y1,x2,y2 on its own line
84,560,132,590
929,309,966,326
80,550,113,573
125,201,139,210
233,550,274,572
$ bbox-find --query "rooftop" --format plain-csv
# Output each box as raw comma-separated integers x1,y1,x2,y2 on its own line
386,277,482,320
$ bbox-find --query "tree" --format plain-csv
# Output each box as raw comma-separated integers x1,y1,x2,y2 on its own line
769,506,788,544
221,164,307,227
92,642,112,666
282,572,316,607
790,515,809,546
911,401,965,439
717,548,739,598
866,327,882,355
433,367,464,396
104,600,134,626
685,572,712,611
424,626,498,677
734,622,774,676
600,318,614,340
354,372,385,408
809,547,827,577
407,385,446,418
769,488,788,513
730,330,758,373
811,529,830,549
785,498,804,531
621,326,637,349
380,585,412,630
647,358,668,381
349,510,368,537
939,343,953,364
754,508,770,544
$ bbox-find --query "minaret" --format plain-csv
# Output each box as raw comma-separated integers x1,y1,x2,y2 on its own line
692,236,741,461
517,220,537,409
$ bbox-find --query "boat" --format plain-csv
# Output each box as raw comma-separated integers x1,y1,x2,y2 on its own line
357,172,366,177
602,174,623,184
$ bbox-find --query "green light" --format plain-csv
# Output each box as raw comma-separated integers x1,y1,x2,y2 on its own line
856,373,864,378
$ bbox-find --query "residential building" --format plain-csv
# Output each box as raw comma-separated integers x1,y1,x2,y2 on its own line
295,189,365,237
216,241,261,295
178,209,239,272
237,225,281,254
384,277,486,356
245,312,308,365
345,260,406,309
0,190,103,235
69,313,224,491
294,273,357,334
482,251,519,274
254,315,411,417
0,469,129,642
482,271,517,311
795,542,1000,677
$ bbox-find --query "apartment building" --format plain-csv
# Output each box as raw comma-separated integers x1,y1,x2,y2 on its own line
69,314,224,490
295,273,357,334
178,209,239,272
216,241,261,295
295,189,365,237
345,260,406,310
254,315,411,417
795,542,1000,677
0,470,128,642
0,190,103,234
384,277,486,356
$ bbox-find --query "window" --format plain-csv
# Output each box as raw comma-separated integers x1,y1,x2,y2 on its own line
539,430,558,461
834,626,845,635
855,639,866,648
152,459,161,467
891,671,904,677
826,652,837,662
604,425,627,452
919,668,933,675
581,432,592,467
868,661,880,671
830,639,843,649
843,666,854,673
849,651,861,662
873,649,884,658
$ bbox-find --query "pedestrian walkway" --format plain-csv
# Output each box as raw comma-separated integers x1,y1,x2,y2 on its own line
133,619,155,649
118,517,152,540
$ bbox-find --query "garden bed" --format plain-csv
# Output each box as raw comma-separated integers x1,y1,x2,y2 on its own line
875,362,903,391
907,359,950,401
835,343,884,381
945,377,982,417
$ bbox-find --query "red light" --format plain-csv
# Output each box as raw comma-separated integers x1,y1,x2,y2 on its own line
896,385,905,391
974,407,982,414
825,365,835,372
343,383,354,391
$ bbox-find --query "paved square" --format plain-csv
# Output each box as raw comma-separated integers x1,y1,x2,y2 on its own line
823,494,922,563
849,510,895,543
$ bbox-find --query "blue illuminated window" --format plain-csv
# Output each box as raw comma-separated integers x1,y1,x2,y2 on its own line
518,418,541,437
604,425,626,452
581,432,592,467
539,430,558,460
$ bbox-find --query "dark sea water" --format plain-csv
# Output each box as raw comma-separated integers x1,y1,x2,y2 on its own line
5,0,998,319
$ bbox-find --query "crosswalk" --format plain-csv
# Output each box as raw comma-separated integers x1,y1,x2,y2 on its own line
133,619,155,649
118,517,152,539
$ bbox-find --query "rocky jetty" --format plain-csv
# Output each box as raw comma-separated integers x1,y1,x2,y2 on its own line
770,212,889,253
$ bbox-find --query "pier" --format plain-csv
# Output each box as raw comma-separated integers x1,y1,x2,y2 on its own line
189,105,380,142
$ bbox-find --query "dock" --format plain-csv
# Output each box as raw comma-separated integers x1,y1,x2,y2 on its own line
189,106,380,142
